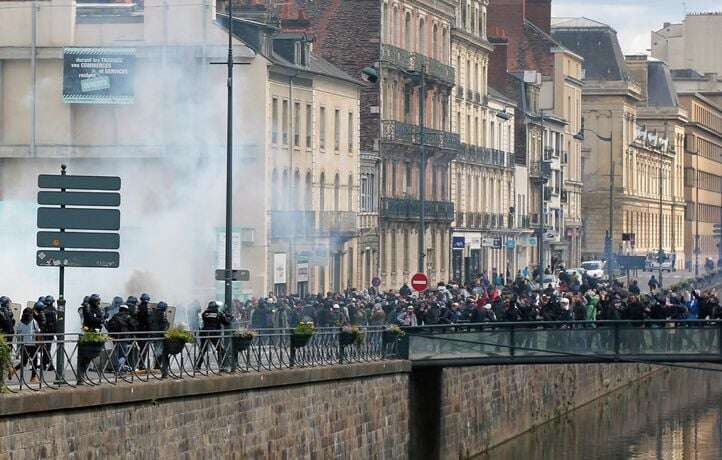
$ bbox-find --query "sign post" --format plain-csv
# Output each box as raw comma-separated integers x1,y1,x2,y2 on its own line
37,166,121,382
410,272,429,292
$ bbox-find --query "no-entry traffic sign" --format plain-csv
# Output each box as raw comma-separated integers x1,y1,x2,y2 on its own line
411,272,428,292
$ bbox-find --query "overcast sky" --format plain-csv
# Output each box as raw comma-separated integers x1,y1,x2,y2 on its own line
551,0,722,53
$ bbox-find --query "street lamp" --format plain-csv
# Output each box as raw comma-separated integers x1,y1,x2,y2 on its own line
574,125,614,280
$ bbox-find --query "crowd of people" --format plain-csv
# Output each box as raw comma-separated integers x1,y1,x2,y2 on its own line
1,267,721,382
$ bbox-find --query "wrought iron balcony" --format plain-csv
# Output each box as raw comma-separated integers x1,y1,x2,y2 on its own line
528,160,552,180
457,144,513,168
381,120,460,151
271,210,357,239
380,197,455,221
381,44,455,86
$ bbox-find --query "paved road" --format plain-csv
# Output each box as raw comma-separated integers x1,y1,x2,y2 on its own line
618,269,697,290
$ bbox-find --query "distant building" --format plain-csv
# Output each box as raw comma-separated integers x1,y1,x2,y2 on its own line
553,18,687,269
651,13,722,77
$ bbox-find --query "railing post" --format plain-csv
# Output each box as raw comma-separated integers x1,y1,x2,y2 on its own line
613,322,620,359
718,320,722,359
509,325,515,357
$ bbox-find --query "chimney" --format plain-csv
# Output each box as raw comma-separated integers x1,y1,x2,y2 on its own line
625,54,649,100
524,0,551,33
488,37,510,93
488,0,526,31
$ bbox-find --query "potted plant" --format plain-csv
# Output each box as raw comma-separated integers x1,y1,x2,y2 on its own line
291,321,315,348
339,325,363,346
232,328,256,353
77,328,109,360
164,325,194,355
0,335,11,390
383,324,405,344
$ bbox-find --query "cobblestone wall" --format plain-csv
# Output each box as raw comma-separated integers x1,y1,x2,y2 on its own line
439,363,656,459
0,371,409,459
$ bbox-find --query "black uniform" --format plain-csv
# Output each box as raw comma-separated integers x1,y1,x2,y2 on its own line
196,303,231,369
0,297,14,338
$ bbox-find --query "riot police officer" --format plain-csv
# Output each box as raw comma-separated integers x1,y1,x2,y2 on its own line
195,301,231,370
135,293,152,371
80,294,105,331
40,295,58,372
0,296,14,340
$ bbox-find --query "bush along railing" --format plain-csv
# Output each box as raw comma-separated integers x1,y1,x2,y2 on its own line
0,326,398,393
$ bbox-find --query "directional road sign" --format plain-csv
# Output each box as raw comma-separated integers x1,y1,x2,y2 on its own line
37,207,120,231
214,269,250,282
38,174,121,191
37,231,120,250
411,272,429,292
38,191,120,207
36,250,119,268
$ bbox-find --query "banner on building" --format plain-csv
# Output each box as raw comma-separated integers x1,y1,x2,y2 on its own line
482,238,496,248
63,48,135,104
468,233,482,249
296,262,309,282
274,253,287,284
452,236,465,250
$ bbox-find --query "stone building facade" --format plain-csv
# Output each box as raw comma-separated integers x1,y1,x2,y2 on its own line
295,0,458,289
677,93,722,269
553,20,687,269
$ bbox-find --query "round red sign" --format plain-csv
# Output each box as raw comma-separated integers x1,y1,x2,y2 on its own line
410,272,429,292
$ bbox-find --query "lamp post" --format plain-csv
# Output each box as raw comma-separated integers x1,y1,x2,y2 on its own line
575,124,614,279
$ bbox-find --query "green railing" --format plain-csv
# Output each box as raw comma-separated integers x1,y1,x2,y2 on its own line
402,320,722,365
379,197,455,221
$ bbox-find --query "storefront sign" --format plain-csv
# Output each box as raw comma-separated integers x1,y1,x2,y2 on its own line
506,238,516,249
482,238,496,248
273,253,287,284
63,47,135,104
452,236,465,250
296,262,309,282
468,233,482,249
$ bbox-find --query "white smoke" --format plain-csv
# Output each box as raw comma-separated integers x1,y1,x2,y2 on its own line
0,2,265,331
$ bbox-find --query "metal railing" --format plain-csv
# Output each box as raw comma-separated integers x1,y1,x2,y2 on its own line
457,144,513,168
380,44,455,85
379,197,455,221
402,320,722,365
381,120,461,151
1,327,399,393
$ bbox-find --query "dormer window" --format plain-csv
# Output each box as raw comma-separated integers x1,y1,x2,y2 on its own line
294,41,302,65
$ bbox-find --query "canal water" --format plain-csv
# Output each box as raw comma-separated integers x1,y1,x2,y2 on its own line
478,367,722,460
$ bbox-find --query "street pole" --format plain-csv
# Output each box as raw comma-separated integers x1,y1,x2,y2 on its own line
695,153,700,276
538,110,545,284
55,164,66,383
224,0,234,310
418,65,426,274
607,129,615,281
658,150,664,288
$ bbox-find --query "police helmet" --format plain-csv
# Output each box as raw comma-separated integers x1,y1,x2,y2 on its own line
207,301,219,309
0,296,9,308
89,294,101,307
44,295,55,306
157,301,168,311
126,296,138,306
140,293,151,303
34,301,45,310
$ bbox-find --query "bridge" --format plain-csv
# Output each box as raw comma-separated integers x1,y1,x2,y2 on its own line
402,320,722,367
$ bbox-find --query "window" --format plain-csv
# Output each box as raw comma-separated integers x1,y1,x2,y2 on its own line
347,112,354,152
293,102,300,146
383,3,389,42
334,174,340,212
403,230,409,272
272,98,279,144
432,24,438,59
405,162,412,195
404,85,412,123
347,175,354,211
360,174,376,212
319,107,326,150
305,104,312,148
282,100,289,145
305,172,312,210
294,42,302,65
319,172,326,211
405,12,412,50
418,18,425,54
334,109,341,151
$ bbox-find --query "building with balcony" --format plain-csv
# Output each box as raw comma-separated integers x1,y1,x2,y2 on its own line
293,0,458,289
486,0,583,273
553,19,687,269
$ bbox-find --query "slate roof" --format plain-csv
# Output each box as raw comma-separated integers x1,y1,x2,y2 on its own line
646,60,678,107
671,68,706,80
551,18,628,81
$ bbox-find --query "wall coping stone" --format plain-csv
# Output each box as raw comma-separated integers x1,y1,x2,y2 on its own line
0,360,411,417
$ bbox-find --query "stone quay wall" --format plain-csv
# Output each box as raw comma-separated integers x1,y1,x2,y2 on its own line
0,362,410,460
0,360,657,459
438,363,657,459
